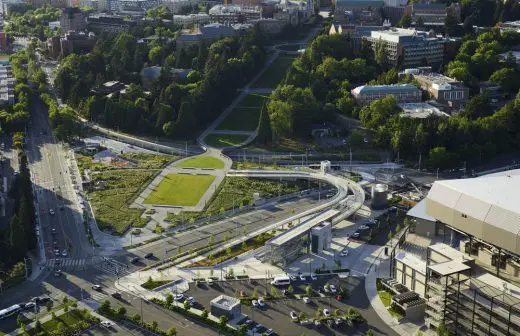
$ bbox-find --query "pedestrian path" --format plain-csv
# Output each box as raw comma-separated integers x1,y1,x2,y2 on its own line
45,257,102,271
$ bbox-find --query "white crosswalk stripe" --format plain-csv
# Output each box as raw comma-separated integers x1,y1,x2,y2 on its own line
92,258,131,277
46,256,103,271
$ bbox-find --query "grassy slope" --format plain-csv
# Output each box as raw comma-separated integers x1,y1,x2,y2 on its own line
176,156,225,169
144,174,215,206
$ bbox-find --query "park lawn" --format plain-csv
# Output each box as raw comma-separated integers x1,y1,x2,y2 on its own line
204,134,250,148
217,94,268,132
30,310,96,335
144,173,216,206
378,290,392,307
89,170,154,234
251,55,296,88
176,156,224,169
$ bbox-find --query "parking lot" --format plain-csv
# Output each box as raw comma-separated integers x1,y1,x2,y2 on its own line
185,276,398,336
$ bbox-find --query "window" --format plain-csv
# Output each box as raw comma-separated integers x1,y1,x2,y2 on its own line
461,214,467,218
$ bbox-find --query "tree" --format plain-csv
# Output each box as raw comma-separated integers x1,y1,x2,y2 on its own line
256,103,272,145
445,14,461,37
172,101,197,139
415,16,425,30
202,308,209,318
12,132,24,149
398,14,412,28
151,320,158,331
287,285,294,294
489,68,520,94
270,287,278,298
427,147,460,171
367,330,376,336
305,285,312,296
299,311,307,320
165,293,173,307
167,327,177,336
387,231,393,241
252,287,259,298
183,300,191,310
219,315,228,328
238,324,248,336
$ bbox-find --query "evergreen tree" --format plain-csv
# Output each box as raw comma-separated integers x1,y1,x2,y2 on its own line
9,215,27,262
256,103,272,145
173,101,197,138
196,39,208,71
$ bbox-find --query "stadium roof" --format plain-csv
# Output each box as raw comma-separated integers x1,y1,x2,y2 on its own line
426,175,520,256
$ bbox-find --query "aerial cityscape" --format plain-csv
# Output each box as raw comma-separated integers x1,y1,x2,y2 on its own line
0,0,518,335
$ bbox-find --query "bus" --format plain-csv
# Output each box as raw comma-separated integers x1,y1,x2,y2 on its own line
0,304,22,319
270,276,291,286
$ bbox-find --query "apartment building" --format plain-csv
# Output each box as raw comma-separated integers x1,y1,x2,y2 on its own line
208,4,262,24
351,84,422,106
0,65,15,107
60,7,86,32
370,28,445,68
172,13,210,27
86,15,136,33
413,72,468,109
335,0,385,25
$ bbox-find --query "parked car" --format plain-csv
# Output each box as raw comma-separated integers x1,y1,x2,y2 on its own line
299,274,306,281
310,274,317,281
330,285,337,293
340,249,349,257
265,329,274,335
334,318,342,326
61,250,67,257
300,320,312,326
100,321,114,328
302,297,310,304
54,270,62,277
257,297,265,307
314,320,321,327
252,300,259,308
323,309,331,317
144,253,154,259
289,274,297,281
173,294,184,301
24,302,36,309
92,285,102,291
130,257,140,264
111,292,122,299
290,311,298,320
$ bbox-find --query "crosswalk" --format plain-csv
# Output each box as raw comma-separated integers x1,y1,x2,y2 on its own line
46,257,102,271
92,257,131,277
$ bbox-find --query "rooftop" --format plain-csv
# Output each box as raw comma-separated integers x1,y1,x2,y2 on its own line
429,243,473,262
395,251,427,274
428,260,471,276
211,295,240,309
414,72,460,85
399,102,450,119
352,84,420,95
268,209,339,246
407,198,436,222
371,28,443,44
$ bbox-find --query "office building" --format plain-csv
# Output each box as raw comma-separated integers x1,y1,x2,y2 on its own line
60,8,86,32
262,210,339,268
208,4,262,24
413,72,468,109
351,84,422,106
369,28,445,68
172,13,210,27
335,0,384,25
210,295,241,319
86,15,136,33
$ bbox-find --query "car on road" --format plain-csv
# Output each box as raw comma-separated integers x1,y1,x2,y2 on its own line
100,321,114,328
352,232,360,238
323,309,331,317
302,297,310,304
61,250,67,257
340,249,349,257
49,209,55,215
51,228,56,235
173,294,184,301
111,292,122,299
299,274,306,281
290,311,298,320
310,274,317,281
24,302,36,309
257,297,265,307
92,285,102,291
252,300,259,308
144,253,154,259
54,249,60,256
264,329,274,335
54,270,62,277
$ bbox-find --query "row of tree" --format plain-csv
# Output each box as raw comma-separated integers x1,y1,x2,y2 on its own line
5,5,61,39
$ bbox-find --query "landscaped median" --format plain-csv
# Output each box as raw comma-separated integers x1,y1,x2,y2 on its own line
141,276,172,290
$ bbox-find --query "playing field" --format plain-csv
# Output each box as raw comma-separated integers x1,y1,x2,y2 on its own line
204,134,250,148
144,174,216,206
176,156,225,169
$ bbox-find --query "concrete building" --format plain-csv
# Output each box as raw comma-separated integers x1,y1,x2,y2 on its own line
60,7,86,32
208,4,262,24
0,65,16,107
370,28,445,68
413,72,468,109
47,31,96,58
351,84,422,106
118,0,158,15
399,102,449,119
86,15,136,33
335,0,384,25
172,13,210,27
210,295,241,319
310,221,332,254
262,210,339,268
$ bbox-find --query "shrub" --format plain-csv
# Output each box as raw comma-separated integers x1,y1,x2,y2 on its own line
202,308,209,318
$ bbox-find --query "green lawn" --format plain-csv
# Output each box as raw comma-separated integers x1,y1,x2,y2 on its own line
176,156,225,169
141,278,171,290
217,94,268,132
251,55,296,88
204,134,250,148
29,309,98,335
144,174,216,206
378,290,392,307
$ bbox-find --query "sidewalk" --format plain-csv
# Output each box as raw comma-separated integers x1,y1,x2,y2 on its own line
365,263,424,336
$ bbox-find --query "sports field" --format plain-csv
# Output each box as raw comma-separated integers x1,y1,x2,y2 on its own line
144,173,215,206
176,156,225,169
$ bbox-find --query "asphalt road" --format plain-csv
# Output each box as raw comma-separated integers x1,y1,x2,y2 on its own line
26,98,92,262
127,194,330,266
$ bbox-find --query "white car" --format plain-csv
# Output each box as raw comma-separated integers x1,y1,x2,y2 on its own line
24,302,36,309
49,209,55,215
100,321,114,328
289,274,297,281
252,300,259,307
299,274,306,281
92,285,102,291
330,285,337,293
61,250,68,257
324,286,330,293
310,274,317,281
323,309,331,317
314,320,321,327
173,294,184,301
340,249,349,257
302,297,310,304
258,297,265,307
290,311,298,320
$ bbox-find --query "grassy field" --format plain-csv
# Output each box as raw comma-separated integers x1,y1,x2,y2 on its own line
204,134,250,148
251,55,296,88
176,156,224,169
167,177,315,226
28,309,97,335
217,94,268,132
144,174,215,206
76,152,177,234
